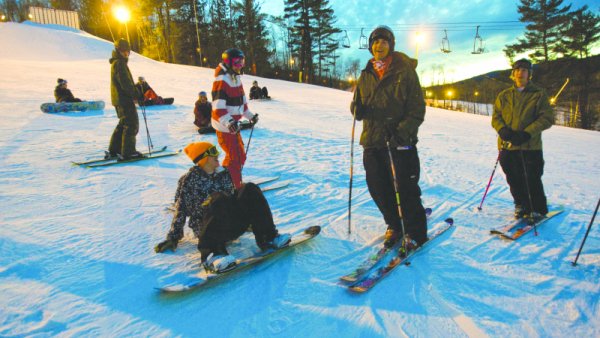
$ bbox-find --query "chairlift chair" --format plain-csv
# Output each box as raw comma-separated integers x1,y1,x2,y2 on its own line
472,25,485,54
340,30,351,48
359,28,368,49
440,29,451,53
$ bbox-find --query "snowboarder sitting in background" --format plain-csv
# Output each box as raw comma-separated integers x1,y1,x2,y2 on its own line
135,76,164,106
249,80,270,100
54,78,82,103
154,141,291,272
211,48,259,188
492,58,554,221
194,91,212,128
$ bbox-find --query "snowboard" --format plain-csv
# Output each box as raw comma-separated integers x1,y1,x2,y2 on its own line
41,101,105,113
157,225,321,293
198,121,253,134
141,97,174,106
490,208,564,240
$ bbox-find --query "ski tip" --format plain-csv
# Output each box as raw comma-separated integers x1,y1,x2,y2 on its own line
445,217,454,226
305,226,321,235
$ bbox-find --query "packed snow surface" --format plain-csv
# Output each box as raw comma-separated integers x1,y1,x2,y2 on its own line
1,22,599,337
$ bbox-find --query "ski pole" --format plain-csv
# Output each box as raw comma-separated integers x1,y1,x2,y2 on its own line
139,102,154,155
519,149,537,234
245,115,257,155
572,197,600,266
348,106,357,235
385,139,407,257
478,151,501,211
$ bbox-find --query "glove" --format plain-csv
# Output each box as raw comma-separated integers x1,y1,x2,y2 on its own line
154,239,178,253
510,131,531,146
250,114,259,125
498,127,514,142
226,119,240,133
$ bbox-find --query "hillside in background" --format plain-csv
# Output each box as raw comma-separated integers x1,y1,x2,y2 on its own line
425,55,600,130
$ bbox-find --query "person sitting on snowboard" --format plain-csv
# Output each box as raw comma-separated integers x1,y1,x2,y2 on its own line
135,76,164,106
54,78,82,103
249,80,270,100
154,141,291,272
193,91,212,128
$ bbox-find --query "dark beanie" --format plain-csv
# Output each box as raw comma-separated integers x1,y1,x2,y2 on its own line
369,25,395,55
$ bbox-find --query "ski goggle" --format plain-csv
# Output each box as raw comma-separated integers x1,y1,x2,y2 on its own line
231,57,245,67
193,146,220,164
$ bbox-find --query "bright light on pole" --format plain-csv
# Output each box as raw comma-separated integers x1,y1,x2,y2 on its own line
414,31,425,59
113,6,131,45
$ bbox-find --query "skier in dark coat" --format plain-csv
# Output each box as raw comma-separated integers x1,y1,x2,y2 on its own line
154,142,290,272
54,78,81,103
193,91,212,128
108,39,143,160
350,25,427,249
492,58,554,220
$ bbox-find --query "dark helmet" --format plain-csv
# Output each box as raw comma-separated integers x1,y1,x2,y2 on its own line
57,78,67,85
369,25,395,55
115,38,131,52
221,48,245,67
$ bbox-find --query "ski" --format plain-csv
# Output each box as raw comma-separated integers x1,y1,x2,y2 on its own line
72,146,168,166
348,217,454,293
157,225,321,293
340,207,432,284
247,175,280,186
260,181,290,192
85,149,181,168
490,208,564,240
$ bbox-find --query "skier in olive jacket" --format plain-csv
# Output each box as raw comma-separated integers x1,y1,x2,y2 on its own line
350,25,427,249
492,58,554,219
108,39,143,160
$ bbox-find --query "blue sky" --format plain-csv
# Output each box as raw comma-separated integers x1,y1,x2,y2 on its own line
260,0,599,85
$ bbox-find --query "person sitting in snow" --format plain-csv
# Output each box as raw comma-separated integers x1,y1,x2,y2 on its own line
54,78,82,103
249,80,270,100
154,141,291,272
135,76,164,106
193,91,212,128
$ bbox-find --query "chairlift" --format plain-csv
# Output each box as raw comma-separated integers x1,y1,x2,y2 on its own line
440,29,451,53
472,25,485,54
359,28,368,49
340,30,351,48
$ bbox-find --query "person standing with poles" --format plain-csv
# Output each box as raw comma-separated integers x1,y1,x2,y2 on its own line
108,38,144,160
210,48,258,188
492,58,554,221
350,25,427,250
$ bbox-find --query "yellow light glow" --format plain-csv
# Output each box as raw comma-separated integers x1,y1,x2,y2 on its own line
550,97,556,104
415,31,425,44
113,6,130,23
446,90,453,98
474,91,479,96
1,15,6,21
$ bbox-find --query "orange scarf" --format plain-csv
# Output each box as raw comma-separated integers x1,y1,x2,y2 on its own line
371,55,392,79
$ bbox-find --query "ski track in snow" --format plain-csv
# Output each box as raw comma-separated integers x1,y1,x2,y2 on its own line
1,22,599,337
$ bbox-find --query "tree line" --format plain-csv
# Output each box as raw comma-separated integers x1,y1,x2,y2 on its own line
0,0,346,86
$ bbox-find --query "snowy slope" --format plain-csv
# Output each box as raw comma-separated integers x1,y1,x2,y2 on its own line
0,21,599,338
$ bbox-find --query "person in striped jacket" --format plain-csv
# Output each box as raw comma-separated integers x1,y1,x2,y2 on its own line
210,48,258,188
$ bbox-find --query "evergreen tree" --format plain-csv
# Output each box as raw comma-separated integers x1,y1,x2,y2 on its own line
562,5,600,58
505,0,571,62
313,1,340,80
231,0,271,75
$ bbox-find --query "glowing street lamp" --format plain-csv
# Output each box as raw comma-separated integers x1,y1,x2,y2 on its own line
1,14,6,21
113,6,131,44
414,31,425,59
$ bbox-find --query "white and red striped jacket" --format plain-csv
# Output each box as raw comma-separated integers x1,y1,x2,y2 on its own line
211,64,254,133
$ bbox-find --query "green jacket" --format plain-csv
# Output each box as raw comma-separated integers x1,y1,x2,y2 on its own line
110,49,139,106
492,82,554,150
350,51,425,149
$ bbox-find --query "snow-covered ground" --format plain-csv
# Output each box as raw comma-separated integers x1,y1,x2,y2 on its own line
1,22,599,337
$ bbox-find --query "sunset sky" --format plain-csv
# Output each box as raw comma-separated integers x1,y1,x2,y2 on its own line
261,0,599,85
